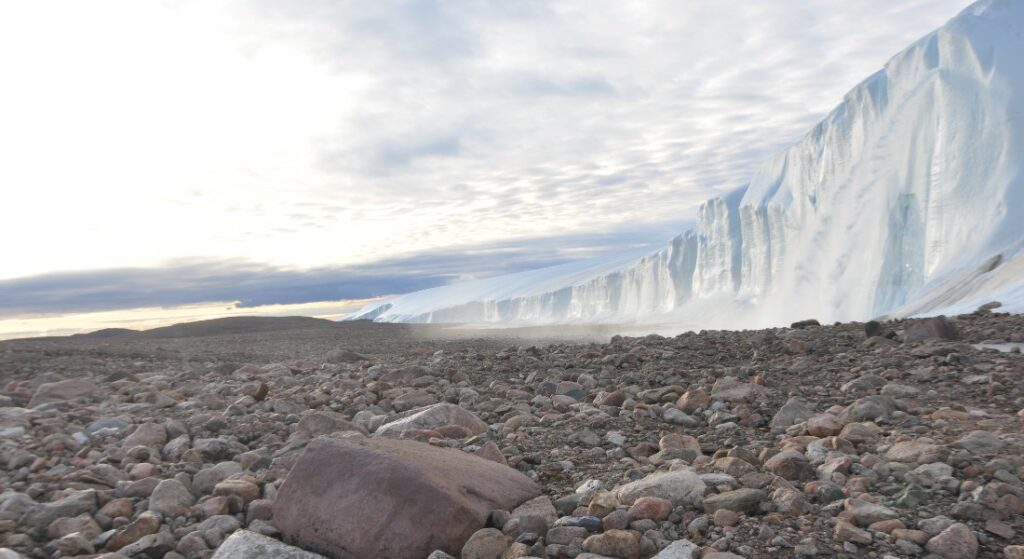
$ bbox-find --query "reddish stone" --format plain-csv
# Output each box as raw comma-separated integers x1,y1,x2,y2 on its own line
274,437,540,559
626,496,673,521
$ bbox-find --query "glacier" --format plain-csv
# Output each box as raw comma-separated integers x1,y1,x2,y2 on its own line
348,0,1024,329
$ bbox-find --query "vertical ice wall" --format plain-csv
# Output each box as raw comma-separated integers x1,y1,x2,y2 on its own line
693,188,745,298
349,0,1024,327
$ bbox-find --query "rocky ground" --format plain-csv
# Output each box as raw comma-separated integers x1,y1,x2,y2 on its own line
0,309,1021,559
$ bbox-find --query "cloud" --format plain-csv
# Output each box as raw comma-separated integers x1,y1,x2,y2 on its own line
0,220,688,316
251,0,971,233
0,0,971,285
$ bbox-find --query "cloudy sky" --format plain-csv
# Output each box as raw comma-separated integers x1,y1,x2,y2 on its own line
0,0,970,333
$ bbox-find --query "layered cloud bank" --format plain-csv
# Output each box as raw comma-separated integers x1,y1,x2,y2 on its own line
350,0,1024,328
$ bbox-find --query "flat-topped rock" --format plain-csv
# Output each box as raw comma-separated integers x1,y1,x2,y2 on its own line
28,379,98,408
614,469,705,507
373,403,488,437
274,437,540,559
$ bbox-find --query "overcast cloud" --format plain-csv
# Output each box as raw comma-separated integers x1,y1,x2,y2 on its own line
0,220,686,315
0,0,970,315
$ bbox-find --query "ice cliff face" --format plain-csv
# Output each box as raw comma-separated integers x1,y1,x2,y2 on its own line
349,0,1024,327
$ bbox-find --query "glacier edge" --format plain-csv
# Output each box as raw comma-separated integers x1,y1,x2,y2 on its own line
348,0,1024,329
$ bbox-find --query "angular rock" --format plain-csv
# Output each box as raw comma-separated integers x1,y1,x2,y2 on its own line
952,431,1004,455
650,539,699,559
626,496,672,521
393,390,438,413
546,525,590,545
908,463,955,487
659,434,702,453
710,377,768,403
984,519,1014,540
886,440,948,464
106,511,160,551
374,403,487,438
806,414,843,437
212,530,327,558
274,437,540,559
614,469,705,507
925,522,977,559
587,491,619,518
881,382,920,398
835,519,872,545
503,495,557,538
839,422,881,443
844,498,898,527
296,411,369,437
772,485,811,516
474,441,507,465
703,488,767,514
56,532,94,556
919,516,956,536
323,349,369,364
764,450,813,481
123,423,167,449
676,389,709,413
713,457,757,478
582,529,640,559
194,462,243,495
46,513,100,540
663,407,700,427
118,529,174,557
1005,546,1024,559
841,373,887,394
594,390,626,407
770,398,813,434
28,379,97,407
213,479,261,503
904,316,960,342
148,479,195,517
839,396,896,423
19,490,96,530
461,528,508,559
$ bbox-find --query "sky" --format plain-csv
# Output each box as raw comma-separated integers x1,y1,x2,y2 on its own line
0,0,971,336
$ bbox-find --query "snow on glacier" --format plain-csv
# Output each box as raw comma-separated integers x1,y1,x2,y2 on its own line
349,0,1024,328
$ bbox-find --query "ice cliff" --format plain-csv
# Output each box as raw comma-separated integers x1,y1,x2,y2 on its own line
349,0,1024,328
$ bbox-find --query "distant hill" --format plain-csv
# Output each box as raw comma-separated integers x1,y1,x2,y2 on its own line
70,328,139,339
27,316,341,342
134,316,338,339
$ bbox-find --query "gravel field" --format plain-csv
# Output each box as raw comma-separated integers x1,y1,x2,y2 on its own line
0,311,1021,559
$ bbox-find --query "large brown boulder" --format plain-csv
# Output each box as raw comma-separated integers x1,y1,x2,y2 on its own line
374,403,488,437
274,437,541,559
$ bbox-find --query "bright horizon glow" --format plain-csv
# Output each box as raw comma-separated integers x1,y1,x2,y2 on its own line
0,298,381,341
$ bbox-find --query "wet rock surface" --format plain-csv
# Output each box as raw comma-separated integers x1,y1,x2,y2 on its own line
0,312,1021,558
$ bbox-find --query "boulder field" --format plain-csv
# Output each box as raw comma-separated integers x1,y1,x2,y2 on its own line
0,311,1021,558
